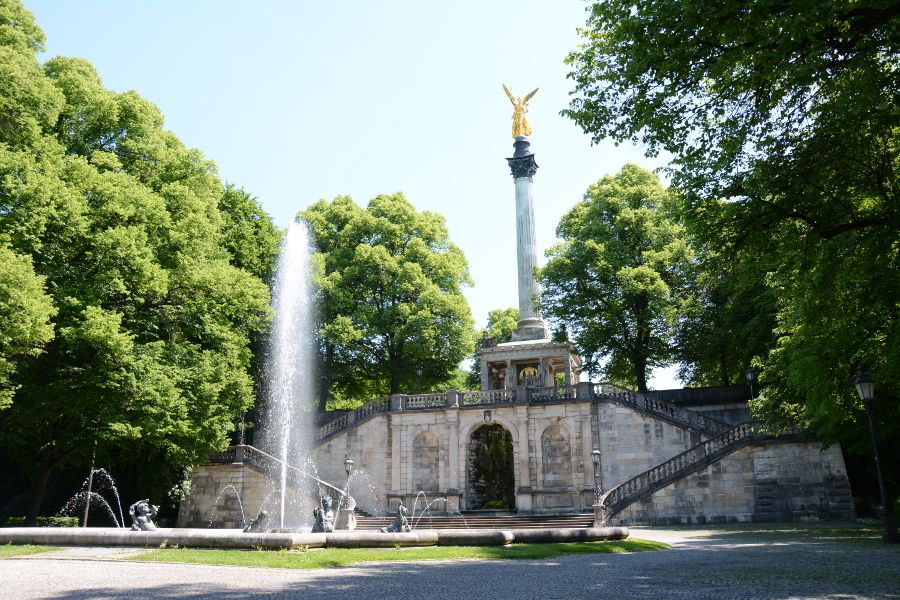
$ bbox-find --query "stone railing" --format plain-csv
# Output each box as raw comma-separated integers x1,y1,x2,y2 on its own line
592,382,731,436
311,381,737,445
528,385,579,402
317,396,390,442
404,393,448,410
208,444,347,499
461,389,516,407
596,422,772,522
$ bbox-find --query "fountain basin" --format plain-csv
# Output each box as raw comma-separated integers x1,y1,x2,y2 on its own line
0,526,629,549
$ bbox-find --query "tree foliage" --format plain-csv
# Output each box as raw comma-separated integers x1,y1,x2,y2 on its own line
539,165,690,391
301,194,474,406
0,247,55,409
673,219,778,387
0,0,275,520
565,1,900,460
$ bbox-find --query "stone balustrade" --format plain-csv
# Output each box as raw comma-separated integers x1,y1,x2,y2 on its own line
313,382,736,444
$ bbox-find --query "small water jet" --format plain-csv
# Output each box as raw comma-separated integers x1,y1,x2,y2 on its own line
207,484,247,529
56,468,125,528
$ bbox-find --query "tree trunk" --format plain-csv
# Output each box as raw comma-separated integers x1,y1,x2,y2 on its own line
390,369,400,395
318,343,334,411
634,355,648,392
25,463,55,526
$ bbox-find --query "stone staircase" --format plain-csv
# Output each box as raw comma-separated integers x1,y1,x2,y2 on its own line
354,512,595,530
596,422,797,523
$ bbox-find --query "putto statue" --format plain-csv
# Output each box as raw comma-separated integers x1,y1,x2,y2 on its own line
243,509,269,533
129,499,158,531
311,495,335,533
502,84,539,138
380,501,411,533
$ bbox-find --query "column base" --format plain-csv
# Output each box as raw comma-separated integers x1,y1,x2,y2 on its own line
512,318,549,342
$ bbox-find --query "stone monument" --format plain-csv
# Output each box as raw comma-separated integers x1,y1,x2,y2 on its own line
479,86,581,393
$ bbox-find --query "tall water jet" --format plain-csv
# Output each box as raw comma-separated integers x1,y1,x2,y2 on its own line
257,221,317,529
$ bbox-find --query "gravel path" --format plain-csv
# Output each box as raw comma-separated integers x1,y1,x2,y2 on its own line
1,527,897,600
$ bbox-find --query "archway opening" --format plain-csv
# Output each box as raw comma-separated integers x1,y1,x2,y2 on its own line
467,424,515,510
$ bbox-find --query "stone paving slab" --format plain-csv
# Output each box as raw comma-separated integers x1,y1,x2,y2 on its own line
0,527,898,600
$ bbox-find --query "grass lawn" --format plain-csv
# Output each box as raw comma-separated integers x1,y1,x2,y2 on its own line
0,545,59,558
129,539,669,569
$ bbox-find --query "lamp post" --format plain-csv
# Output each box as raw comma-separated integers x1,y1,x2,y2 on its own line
591,448,606,527
854,368,898,543
591,448,602,502
415,367,423,394
745,368,757,400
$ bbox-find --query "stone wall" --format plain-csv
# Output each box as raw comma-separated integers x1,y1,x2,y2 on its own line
613,442,854,525
177,463,275,528
595,402,702,490
181,397,855,525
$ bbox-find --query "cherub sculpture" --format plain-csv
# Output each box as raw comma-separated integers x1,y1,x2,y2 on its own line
502,84,539,138
243,509,269,533
380,501,411,533
311,495,335,533
129,499,159,531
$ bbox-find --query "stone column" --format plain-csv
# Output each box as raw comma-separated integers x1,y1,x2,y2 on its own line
390,418,402,496
507,136,548,341
505,360,515,390
446,408,460,500
514,405,533,511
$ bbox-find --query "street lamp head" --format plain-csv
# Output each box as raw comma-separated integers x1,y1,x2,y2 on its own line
415,367,423,378
344,457,354,476
745,368,756,385
591,448,601,467
854,368,875,404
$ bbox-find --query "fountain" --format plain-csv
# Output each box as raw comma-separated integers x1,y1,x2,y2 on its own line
1,221,630,549
255,221,320,530
56,468,125,528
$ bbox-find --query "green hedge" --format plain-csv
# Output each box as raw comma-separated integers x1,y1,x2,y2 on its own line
2,516,80,528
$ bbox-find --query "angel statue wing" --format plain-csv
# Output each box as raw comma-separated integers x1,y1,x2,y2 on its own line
522,87,539,104
502,83,516,104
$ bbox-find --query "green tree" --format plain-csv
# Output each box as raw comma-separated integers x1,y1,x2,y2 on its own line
564,1,900,459
218,184,281,283
301,194,475,406
466,307,519,389
539,165,690,391
673,214,778,387
0,246,55,409
0,1,273,522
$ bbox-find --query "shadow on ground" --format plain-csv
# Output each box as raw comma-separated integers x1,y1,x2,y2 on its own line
25,528,900,600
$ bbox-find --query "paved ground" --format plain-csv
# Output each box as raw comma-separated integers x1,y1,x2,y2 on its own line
1,526,898,600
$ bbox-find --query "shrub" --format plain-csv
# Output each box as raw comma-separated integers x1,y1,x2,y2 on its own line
2,516,80,528
482,500,509,510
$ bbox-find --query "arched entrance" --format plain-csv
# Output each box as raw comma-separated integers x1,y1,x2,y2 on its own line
467,424,516,510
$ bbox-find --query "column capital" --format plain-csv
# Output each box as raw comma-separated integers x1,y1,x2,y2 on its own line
507,136,538,179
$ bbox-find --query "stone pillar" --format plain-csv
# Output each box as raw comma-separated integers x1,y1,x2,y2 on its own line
447,408,460,498
580,405,596,493
505,360,515,390
515,405,533,511
563,355,573,386
507,136,548,341
390,418,402,495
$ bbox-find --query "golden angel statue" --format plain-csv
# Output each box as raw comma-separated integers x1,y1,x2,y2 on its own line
502,84,539,138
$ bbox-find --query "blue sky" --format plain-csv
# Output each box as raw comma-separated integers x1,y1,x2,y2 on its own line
26,0,679,388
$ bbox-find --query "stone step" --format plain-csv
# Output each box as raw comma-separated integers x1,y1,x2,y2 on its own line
354,513,595,530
